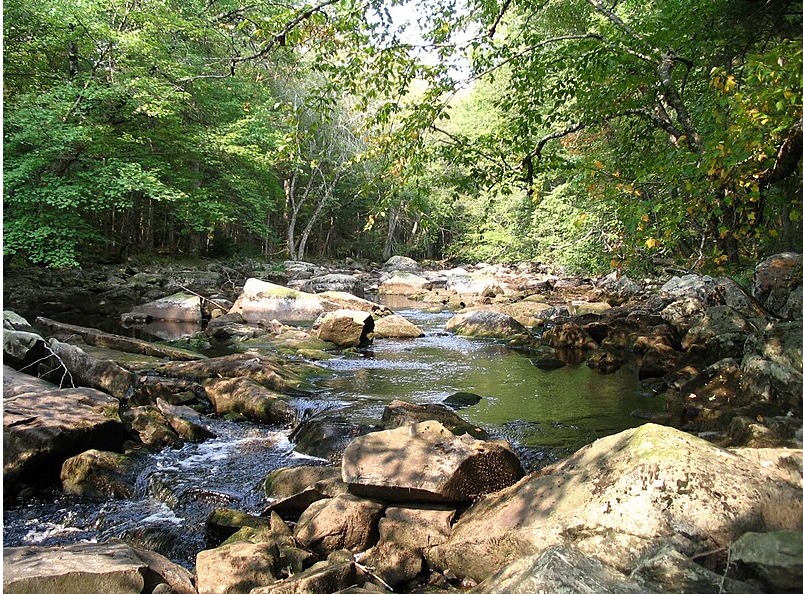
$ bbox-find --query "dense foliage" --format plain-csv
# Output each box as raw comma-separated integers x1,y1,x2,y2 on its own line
4,0,801,271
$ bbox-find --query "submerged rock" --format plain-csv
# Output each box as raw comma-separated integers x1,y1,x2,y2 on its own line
382,399,488,439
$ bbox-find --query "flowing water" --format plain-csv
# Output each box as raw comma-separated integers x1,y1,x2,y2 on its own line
3,303,666,566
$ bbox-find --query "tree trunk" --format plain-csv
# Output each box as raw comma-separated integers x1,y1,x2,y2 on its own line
382,204,401,261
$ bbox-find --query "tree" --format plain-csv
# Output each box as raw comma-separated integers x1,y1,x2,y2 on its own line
451,0,803,268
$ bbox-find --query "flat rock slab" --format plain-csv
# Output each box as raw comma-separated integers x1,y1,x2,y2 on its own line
341,420,524,503
3,542,195,594
4,387,124,486
3,366,55,398
4,543,146,594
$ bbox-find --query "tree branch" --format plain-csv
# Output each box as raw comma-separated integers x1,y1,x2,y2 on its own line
231,0,340,68
487,0,514,39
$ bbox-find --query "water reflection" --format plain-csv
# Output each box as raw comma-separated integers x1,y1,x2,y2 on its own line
320,306,667,453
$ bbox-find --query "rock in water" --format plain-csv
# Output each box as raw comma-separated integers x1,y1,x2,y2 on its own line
445,309,530,341
229,278,327,323
341,421,524,503
130,291,202,322
315,309,374,348
372,314,424,339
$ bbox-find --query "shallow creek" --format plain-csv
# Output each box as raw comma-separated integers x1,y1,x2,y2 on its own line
3,303,666,567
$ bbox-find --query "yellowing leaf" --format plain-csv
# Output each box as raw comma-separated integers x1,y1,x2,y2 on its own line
645,237,660,249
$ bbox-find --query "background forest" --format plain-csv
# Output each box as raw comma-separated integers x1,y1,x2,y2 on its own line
4,0,802,273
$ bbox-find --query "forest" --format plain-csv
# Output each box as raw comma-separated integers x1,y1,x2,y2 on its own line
3,0,802,273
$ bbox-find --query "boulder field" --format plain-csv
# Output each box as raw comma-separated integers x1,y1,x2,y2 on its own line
3,252,803,593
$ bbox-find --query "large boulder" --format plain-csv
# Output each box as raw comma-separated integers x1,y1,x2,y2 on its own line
203,377,295,425
753,252,802,317
3,329,46,372
263,466,343,500
3,541,195,594
3,366,56,398
293,493,385,557
445,309,530,341
262,466,346,519
230,278,327,323
376,504,456,571
250,559,357,594
681,305,758,363
372,314,424,339
660,274,719,302
446,274,502,297
315,309,374,348
156,398,216,442
60,449,135,500
122,406,182,449
468,546,657,594
378,272,433,296
429,423,803,583
130,291,202,322
382,256,423,274
317,291,380,313
341,421,524,503
36,317,204,361
4,387,124,489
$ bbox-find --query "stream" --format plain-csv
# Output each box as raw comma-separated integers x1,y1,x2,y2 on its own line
3,302,667,567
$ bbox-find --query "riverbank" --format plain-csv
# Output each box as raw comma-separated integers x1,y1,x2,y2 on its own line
4,253,803,593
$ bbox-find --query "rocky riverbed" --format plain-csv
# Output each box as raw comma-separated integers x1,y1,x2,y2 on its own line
3,253,803,593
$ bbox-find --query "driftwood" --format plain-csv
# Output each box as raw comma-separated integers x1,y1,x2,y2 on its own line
35,317,205,361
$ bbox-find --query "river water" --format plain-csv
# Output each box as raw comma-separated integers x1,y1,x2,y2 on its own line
3,303,666,567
